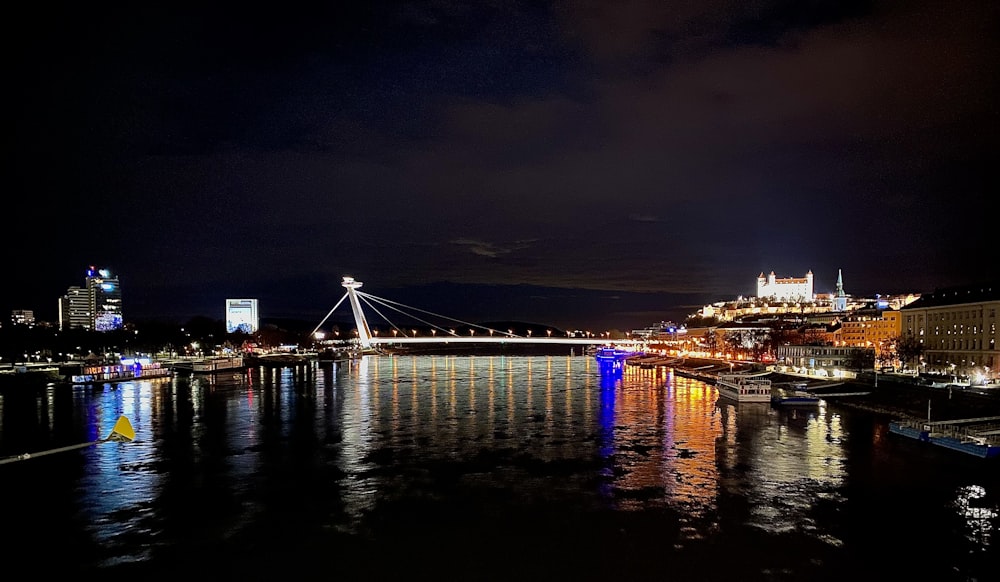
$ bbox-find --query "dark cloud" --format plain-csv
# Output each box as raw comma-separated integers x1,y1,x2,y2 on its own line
5,0,997,330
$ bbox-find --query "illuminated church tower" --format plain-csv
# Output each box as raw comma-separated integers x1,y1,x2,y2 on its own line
833,269,848,311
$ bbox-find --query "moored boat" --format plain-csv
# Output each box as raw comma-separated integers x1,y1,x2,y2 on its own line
191,356,245,374
595,346,642,375
716,372,772,403
889,417,1000,459
63,357,173,385
771,384,822,407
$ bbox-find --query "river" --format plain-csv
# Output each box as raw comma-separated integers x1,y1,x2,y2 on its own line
1,354,996,581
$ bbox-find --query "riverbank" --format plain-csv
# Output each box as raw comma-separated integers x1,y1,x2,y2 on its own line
825,376,1000,422
670,357,1000,422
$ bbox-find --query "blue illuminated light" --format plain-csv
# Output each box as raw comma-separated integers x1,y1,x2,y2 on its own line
595,346,642,376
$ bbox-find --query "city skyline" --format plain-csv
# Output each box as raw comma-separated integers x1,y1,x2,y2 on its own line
7,2,997,331
6,266,976,334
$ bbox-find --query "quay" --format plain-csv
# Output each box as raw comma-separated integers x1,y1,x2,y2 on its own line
889,415,1000,459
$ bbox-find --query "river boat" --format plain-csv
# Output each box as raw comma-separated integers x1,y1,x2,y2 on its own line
595,346,642,375
64,357,172,385
770,384,821,407
191,356,245,374
889,418,1000,459
716,372,772,403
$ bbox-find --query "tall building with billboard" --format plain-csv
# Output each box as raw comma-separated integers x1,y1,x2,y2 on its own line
58,267,123,331
89,267,123,331
226,299,259,333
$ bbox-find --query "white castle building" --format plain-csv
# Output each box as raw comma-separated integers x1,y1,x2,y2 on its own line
756,270,814,302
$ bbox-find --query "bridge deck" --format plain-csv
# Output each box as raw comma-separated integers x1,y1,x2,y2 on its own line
368,336,644,346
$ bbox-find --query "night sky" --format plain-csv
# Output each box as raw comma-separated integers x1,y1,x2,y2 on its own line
7,1,998,332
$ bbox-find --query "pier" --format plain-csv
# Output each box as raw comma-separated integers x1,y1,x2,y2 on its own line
888,415,1000,459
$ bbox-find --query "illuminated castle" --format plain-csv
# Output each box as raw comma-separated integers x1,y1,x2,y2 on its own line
756,270,814,302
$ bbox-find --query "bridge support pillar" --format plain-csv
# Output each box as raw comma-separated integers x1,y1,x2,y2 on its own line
342,276,373,349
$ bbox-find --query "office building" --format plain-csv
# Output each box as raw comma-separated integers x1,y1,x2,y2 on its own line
59,266,123,331
10,310,35,327
226,298,259,333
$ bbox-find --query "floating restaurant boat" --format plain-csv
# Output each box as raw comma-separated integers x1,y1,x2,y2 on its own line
64,357,172,385
888,416,1000,459
716,372,772,403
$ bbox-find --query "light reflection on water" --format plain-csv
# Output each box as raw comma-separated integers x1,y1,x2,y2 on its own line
1,354,996,578
330,355,852,540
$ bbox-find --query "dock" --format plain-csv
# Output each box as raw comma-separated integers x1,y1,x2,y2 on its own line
889,415,1000,459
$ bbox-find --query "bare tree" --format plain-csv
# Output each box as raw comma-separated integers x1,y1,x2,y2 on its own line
894,335,924,371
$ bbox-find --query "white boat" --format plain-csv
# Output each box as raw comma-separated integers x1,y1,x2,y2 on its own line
192,356,245,374
716,373,772,403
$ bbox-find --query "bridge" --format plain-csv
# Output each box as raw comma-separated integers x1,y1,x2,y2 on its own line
311,276,645,351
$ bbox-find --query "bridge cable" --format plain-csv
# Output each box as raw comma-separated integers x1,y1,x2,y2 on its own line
356,290,521,337
355,294,414,338
310,292,350,338
356,293,458,337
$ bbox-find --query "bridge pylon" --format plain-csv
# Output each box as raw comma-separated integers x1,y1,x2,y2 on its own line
342,276,373,348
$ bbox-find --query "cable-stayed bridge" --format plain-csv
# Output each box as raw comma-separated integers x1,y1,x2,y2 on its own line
311,276,645,350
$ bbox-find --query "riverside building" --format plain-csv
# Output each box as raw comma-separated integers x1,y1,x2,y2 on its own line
833,309,902,367
900,281,999,383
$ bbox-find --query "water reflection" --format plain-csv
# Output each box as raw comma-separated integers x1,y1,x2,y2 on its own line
1,356,997,578
955,484,997,549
